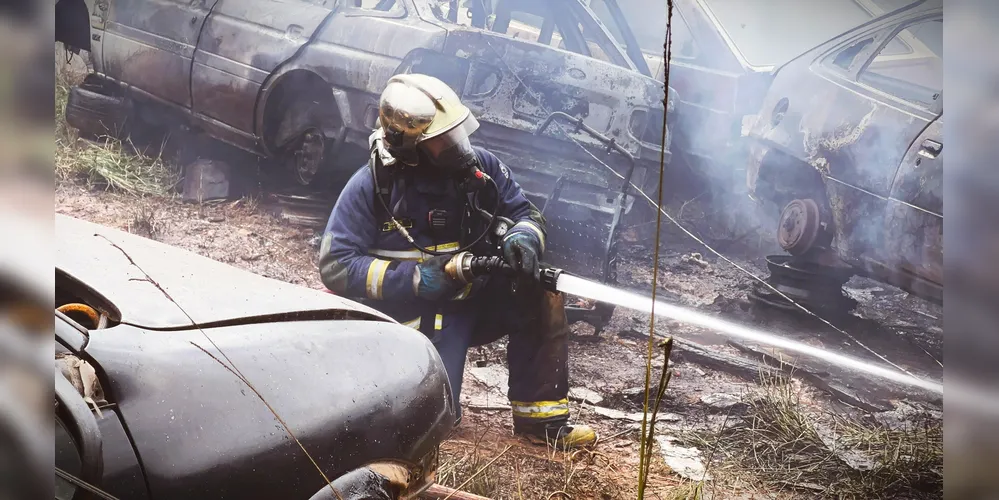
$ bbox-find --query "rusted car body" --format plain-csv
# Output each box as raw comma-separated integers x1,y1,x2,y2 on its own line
56,0,677,283
54,215,454,499
744,0,942,303
589,0,923,184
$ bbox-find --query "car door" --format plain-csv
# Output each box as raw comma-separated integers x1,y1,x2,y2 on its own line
102,0,219,108
190,0,337,138
882,114,942,296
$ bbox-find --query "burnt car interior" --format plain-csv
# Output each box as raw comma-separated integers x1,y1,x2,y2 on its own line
432,0,636,71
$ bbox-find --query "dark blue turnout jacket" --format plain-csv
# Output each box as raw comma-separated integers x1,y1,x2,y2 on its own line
319,147,546,338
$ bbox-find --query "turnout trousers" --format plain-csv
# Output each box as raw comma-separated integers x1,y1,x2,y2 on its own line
431,274,571,430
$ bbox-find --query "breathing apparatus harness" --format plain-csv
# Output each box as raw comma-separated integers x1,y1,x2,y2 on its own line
368,129,512,257
368,129,561,292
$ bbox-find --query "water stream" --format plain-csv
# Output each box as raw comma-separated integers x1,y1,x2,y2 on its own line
555,273,943,394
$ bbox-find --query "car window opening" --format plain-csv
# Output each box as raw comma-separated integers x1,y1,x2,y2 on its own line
858,18,942,108
590,0,697,60
353,0,400,12
833,37,875,70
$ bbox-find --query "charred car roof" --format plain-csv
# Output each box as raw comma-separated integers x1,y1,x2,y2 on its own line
56,215,392,330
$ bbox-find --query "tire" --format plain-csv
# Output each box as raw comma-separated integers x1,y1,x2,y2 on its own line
64,85,129,138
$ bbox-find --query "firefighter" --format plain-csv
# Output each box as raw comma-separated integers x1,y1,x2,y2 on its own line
319,74,595,449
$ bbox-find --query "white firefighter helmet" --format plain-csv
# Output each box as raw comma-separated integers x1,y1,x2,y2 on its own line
377,73,480,169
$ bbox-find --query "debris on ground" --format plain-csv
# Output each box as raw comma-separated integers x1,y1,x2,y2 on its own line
680,252,710,269
182,159,231,202
698,392,744,412
873,400,944,430
568,387,605,405
590,405,680,424
654,435,711,481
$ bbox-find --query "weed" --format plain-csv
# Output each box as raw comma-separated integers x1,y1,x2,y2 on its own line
58,134,177,196
128,203,160,240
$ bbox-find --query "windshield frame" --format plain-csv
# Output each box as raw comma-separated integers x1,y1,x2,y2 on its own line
584,0,652,76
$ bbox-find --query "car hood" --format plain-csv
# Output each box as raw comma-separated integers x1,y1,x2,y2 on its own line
56,214,391,329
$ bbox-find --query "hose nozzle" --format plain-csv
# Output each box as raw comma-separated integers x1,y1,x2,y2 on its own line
444,251,511,284
539,266,562,293
445,251,563,291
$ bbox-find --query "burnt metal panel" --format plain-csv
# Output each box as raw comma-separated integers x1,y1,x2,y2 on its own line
439,28,660,157
256,2,447,150
191,0,335,133
96,410,152,500
102,0,218,107
882,115,942,286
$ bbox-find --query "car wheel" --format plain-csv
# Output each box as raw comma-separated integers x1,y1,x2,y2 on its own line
283,127,326,186
64,84,129,139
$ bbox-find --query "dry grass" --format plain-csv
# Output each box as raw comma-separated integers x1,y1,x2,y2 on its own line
127,203,161,240
436,416,632,499
438,428,504,497
55,60,177,197
662,481,703,500
691,377,942,499
57,136,177,196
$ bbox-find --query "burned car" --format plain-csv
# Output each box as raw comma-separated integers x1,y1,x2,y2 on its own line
744,0,942,304
54,215,454,499
55,0,677,286
588,0,924,184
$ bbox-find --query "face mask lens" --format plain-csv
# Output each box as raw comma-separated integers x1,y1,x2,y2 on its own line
421,118,477,173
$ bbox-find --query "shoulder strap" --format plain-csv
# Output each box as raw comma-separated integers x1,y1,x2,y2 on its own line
369,150,395,223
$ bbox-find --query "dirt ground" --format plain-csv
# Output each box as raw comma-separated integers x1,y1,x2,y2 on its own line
55,178,943,499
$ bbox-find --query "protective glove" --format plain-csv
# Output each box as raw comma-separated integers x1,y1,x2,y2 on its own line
414,254,463,300
502,230,542,281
